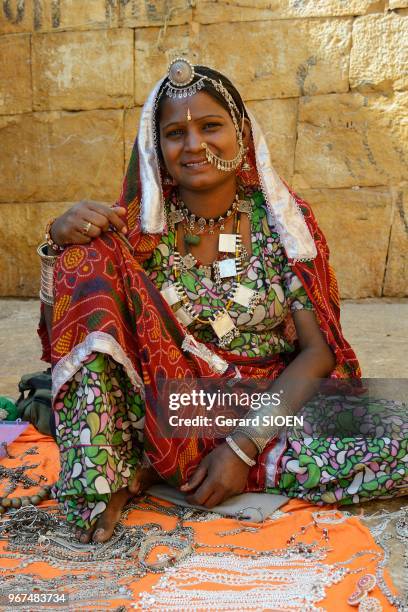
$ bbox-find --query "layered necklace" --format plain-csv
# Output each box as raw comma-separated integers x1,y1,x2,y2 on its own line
163,193,261,349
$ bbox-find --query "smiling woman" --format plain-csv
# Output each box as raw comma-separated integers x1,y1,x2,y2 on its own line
36,59,408,544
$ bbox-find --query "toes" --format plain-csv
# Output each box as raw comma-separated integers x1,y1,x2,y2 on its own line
78,527,94,544
92,488,130,543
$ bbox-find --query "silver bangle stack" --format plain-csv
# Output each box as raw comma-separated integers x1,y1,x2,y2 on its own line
37,242,57,306
233,397,293,454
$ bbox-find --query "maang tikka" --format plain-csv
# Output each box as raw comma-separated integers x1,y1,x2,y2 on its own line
162,58,245,172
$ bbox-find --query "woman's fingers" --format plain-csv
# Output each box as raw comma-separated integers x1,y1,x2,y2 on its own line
203,491,224,509
180,463,208,492
82,210,111,232
186,477,215,506
88,202,127,234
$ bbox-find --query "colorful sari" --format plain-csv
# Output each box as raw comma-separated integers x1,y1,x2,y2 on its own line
38,110,407,529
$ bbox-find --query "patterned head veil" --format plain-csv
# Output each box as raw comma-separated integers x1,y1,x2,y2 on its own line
118,58,317,263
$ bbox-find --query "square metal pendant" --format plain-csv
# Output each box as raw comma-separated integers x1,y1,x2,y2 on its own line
217,258,238,278
161,284,181,306
232,284,257,308
237,200,253,215
218,233,238,253
168,209,184,228
182,253,197,270
174,306,195,327
210,310,236,339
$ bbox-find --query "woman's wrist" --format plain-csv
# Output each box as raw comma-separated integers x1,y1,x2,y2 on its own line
231,432,258,458
45,218,65,252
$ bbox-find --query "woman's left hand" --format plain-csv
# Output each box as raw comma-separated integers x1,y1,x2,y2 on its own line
180,442,252,507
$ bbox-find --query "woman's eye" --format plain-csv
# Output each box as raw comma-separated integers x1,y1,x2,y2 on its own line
203,122,221,129
167,128,185,137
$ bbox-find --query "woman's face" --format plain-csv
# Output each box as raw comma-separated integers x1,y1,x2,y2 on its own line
159,91,249,192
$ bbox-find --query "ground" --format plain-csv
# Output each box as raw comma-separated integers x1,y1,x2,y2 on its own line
0,298,407,594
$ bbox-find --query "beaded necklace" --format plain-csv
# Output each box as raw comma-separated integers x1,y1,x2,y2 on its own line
163,194,260,348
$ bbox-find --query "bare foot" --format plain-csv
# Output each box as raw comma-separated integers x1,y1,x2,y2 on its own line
128,465,163,495
73,465,162,543
74,487,131,543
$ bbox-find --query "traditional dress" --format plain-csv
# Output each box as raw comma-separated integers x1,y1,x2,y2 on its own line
39,76,407,530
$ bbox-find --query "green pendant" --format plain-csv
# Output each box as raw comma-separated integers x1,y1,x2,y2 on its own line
184,233,201,246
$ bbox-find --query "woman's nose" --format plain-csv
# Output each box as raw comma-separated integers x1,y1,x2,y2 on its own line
183,127,203,153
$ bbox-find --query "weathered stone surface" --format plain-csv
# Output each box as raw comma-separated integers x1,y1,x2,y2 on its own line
195,0,385,23
0,202,73,296
389,0,408,8
246,99,298,181
383,187,408,296
199,19,352,100
135,26,194,105
297,187,393,298
32,29,134,111
350,14,408,92
54,0,118,30
294,92,408,189
0,34,31,115
120,0,192,27
0,0,118,34
124,107,142,167
0,110,124,203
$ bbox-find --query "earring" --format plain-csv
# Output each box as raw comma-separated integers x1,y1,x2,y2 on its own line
241,147,252,172
162,168,175,185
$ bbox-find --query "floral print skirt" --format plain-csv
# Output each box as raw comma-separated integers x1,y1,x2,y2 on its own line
54,353,408,529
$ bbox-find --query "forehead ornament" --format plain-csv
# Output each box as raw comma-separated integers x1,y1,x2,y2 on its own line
166,57,206,99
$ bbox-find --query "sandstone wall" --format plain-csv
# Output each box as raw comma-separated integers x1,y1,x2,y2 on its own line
0,0,407,297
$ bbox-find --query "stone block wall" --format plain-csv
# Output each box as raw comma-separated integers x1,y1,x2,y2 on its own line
0,0,407,297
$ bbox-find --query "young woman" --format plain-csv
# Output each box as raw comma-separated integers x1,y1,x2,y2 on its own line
38,60,407,544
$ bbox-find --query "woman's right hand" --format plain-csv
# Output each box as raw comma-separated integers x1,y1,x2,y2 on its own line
50,200,128,248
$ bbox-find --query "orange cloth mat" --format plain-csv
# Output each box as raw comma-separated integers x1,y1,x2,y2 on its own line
0,425,400,610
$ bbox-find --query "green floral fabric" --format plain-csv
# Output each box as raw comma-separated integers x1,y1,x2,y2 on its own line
143,191,313,357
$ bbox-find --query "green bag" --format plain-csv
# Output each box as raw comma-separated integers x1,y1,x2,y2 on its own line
16,369,55,437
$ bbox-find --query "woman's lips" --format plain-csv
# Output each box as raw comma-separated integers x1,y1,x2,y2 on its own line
183,160,209,169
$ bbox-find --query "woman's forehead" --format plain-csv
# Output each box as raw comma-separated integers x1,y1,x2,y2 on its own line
159,91,230,125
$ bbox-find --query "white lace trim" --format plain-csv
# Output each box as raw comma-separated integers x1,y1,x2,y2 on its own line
247,110,317,262
52,331,145,400
181,334,228,374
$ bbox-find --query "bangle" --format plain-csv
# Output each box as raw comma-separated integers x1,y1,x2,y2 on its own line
233,428,270,454
225,435,256,467
233,396,293,454
37,242,57,306
45,218,64,253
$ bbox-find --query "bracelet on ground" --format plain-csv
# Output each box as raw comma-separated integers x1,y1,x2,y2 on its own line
225,435,256,467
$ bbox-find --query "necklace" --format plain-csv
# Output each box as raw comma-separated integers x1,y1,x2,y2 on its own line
0,447,53,514
169,212,260,348
161,199,261,347
177,194,239,245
